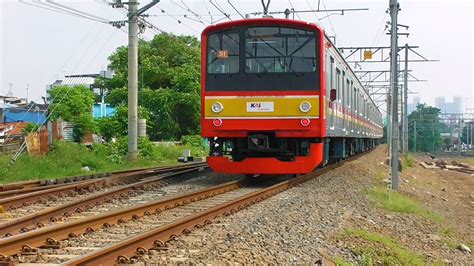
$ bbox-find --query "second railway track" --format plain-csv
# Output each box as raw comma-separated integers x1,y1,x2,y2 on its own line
0,162,207,211
0,163,209,237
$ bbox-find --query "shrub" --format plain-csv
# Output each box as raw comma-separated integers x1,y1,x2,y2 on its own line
180,135,205,149
22,123,40,134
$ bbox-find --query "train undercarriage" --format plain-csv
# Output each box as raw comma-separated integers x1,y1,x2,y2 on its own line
207,133,379,174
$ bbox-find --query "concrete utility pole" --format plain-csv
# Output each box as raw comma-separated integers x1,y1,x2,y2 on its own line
121,0,159,160
414,121,417,152
403,44,409,155
389,0,400,190
128,0,139,161
458,116,462,151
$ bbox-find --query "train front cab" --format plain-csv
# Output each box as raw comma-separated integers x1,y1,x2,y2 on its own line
201,19,326,175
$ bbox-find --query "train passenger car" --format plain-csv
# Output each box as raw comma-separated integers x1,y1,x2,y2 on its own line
201,18,383,175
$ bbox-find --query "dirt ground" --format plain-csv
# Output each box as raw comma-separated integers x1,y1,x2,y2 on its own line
402,154,474,255
143,145,473,264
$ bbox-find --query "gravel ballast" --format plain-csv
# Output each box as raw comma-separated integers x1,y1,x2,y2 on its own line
144,146,472,264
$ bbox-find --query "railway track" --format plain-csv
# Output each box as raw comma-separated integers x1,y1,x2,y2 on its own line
0,162,207,212
0,163,208,237
0,162,206,199
0,150,372,265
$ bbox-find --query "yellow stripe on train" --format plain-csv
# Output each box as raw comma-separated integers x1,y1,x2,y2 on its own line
204,96,319,118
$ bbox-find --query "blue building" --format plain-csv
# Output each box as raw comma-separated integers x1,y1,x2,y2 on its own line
93,103,116,118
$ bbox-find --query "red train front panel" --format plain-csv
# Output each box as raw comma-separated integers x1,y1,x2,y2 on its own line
201,19,326,174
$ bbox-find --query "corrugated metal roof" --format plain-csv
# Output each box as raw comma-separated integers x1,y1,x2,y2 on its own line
0,103,18,109
61,76,96,86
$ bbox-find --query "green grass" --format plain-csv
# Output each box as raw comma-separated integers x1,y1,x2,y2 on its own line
402,153,415,169
459,157,474,166
367,186,443,222
340,229,424,266
0,141,206,184
373,170,386,183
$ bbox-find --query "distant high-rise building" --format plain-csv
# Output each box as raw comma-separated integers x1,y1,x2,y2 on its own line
434,96,463,114
435,97,446,113
452,96,463,113
407,96,421,114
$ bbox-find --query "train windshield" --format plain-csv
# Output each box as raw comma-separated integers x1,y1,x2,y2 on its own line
205,26,319,92
245,27,317,73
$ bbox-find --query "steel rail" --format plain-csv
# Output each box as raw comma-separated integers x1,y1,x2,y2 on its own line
65,150,373,265
0,162,206,198
0,163,206,211
0,165,208,237
0,178,245,258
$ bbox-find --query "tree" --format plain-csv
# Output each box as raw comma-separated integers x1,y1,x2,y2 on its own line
49,85,96,142
408,103,442,152
99,33,201,141
106,87,199,140
95,105,151,142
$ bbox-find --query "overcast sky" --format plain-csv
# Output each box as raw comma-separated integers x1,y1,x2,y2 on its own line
1,0,473,112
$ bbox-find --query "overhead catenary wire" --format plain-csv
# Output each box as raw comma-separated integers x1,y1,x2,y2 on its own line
209,0,232,21
371,12,389,47
320,0,337,38
202,0,215,23
304,0,319,21
227,0,245,19
155,6,200,34
169,0,209,25
288,0,302,20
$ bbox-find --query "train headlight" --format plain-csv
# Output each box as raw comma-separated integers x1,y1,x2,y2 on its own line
211,102,223,113
299,101,312,113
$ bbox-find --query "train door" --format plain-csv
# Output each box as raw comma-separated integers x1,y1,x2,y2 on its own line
336,67,341,131
346,78,350,135
351,81,355,133
356,88,360,135
329,57,335,131
342,71,346,133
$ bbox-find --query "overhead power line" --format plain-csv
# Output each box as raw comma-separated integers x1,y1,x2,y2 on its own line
20,0,110,24
45,0,110,23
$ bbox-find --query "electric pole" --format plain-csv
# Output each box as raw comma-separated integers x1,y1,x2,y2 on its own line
403,43,409,155
112,0,159,161
389,0,400,190
414,121,416,152
458,116,462,151
128,0,139,161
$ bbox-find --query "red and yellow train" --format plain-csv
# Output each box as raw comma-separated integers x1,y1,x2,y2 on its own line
201,18,383,175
